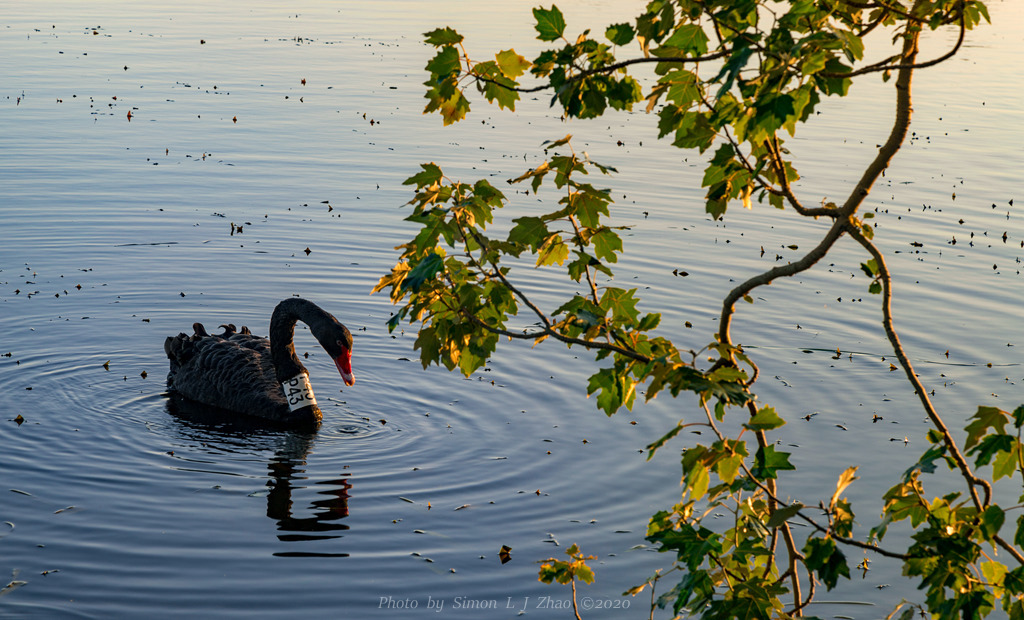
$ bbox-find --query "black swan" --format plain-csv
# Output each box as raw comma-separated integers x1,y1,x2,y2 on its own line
164,298,354,426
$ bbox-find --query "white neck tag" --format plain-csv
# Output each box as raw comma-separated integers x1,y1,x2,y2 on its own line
282,373,317,412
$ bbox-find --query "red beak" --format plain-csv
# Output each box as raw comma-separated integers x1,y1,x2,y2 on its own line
334,348,355,386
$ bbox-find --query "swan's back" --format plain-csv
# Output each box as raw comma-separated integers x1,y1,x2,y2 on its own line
165,327,289,418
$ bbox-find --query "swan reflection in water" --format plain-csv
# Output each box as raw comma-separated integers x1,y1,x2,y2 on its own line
165,395,353,558
266,451,352,557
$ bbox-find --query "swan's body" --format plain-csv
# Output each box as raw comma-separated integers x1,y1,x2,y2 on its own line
164,298,354,426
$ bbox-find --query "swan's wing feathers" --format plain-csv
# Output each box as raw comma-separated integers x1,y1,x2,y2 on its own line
167,335,285,414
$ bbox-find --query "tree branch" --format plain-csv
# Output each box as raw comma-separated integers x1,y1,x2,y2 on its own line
764,137,840,218
823,8,966,79
841,0,930,24
717,217,846,349
718,9,924,354
472,50,731,94
699,401,910,564
448,250,653,363
846,225,991,508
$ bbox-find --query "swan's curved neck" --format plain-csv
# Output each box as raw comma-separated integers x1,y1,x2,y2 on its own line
269,298,323,382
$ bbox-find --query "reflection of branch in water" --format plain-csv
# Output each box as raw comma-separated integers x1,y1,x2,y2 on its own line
165,395,353,558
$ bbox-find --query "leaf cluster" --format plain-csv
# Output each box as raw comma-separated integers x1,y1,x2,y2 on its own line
420,1,988,219
867,406,1024,618
376,143,754,418
381,0,1017,618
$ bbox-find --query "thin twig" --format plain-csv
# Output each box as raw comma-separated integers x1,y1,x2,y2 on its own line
822,8,966,79
571,579,581,620
472,50,731,94
846,225,990,510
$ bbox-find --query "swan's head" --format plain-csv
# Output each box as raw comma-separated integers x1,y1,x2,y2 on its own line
321,322,355,386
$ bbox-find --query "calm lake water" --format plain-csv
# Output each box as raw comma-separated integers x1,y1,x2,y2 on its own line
2,1,1022,618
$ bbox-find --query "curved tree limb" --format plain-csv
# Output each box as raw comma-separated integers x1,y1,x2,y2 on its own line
847,226,1024,566
717,216,846,349
719,12,923,353
845,226,989,499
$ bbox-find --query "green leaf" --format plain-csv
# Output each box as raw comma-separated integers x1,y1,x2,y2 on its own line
646,420,685,458
712,46,753,101
606,75,643,111
495,49,530,79
712,439,748,483
439,89,471,125
575,563,595,584
834,28,865,62
423,27,463,46
586,366,635,414
400,253,444,292
969,433,1015,467
599,287,640,323
685,462,710,500
508,216,549,250
661,24,708,56
662,70,702,108
591,228,622,263
605,22,635,46
1006,566,1024,595
765,502,804,529
537,233,569,266
646,521,721,572
637,312,660,332
964,406,1009,450
414,326,441,368
566,250,612,282
744,406,786,431
753,93,796,137
815,57,852,96
752,445,795,480
800,49,830,75
572,188,612,228
385,308,406,333
425,45,461,78
979,505,1005,541
411,212,451,249
981,561,1007,595
482,73,521,111
992,445,1020,480
1013,404,1024,428
832,498,855,538
424,75,471,125
533,5,566,42
803,537,850,590
403,163,443,188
